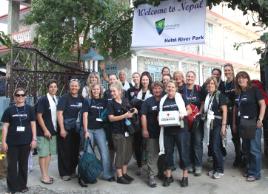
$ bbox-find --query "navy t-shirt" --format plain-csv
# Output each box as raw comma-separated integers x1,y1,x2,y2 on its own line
1,104,35,146
223,80,235,108
36,96,57,136
141,96,160,138
82,98,107,129
162,97,188,135
127,86,140,102
208,92,228,117
234,86,263,119
107,98,131,134
57,94,84,119
181,85,202,108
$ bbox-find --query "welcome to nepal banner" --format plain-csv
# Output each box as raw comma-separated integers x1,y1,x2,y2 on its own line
131,0,206,48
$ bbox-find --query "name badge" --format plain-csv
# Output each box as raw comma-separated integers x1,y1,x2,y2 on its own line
17,126,25,132
125,132,129,137
238,111,240,117
207,110,215,120
96,118,103,122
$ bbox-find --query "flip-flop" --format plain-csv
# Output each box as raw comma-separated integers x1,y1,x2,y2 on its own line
41,179,53,185
49,177,54,182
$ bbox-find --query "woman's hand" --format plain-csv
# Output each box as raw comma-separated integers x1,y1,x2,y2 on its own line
257,119,263,129
60,129,68,139
1,142,8,152
30,140,37,149
84,130,90,139
44,129,52,139
142,129,149,138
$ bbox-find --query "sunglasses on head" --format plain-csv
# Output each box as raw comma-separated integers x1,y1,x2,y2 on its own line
15,93,26,97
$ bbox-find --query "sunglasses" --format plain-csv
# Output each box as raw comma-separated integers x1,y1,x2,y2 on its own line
15,94,26,97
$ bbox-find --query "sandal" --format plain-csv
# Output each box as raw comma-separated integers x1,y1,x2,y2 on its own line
41,178,53,185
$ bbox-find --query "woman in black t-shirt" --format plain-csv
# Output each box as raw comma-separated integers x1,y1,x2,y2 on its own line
1,88,37,193
57,79,84,182
203,77,227,179
107,81,138,184
82,83,114,182
182,71,203,176
233,71,266,182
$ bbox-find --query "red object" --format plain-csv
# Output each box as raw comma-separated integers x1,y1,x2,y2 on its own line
187,103,200,130
252,80,268,105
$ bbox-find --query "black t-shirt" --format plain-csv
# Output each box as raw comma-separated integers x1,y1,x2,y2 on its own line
201,80,225,101
1,104,35,146
234,86,263,119
57,94,84,119
141,96,160,138
127,86,140,102
162,97,188,135
36,96,57,136
208,92,228,117
107,98,131,134
223,80,235,108
181,85,202,108
82,98,107,129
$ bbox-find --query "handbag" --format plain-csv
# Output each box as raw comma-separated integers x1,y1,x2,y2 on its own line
78,138,102,183
239,117,257,139
187,103,199,130
159,111,180,127
64,117,80,132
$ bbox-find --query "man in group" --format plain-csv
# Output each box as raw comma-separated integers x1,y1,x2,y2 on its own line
119,70,132,91
141,81,163,187
36,79,58,184
127,72,140,102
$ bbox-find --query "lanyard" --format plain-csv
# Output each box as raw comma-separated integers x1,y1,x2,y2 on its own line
208,93,215,111
16,105,26,126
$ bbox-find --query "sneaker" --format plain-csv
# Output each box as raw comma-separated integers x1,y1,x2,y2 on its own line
213,172,224,179
180,177,188,187
148,176,157,188
117,176,130,184
123,174,134,182
246,176,259,182
61,176,71,181
188,166,194,173
207,170,214,177
194,167,202,176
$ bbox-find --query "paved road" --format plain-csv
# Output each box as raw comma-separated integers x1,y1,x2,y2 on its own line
1,138,268,194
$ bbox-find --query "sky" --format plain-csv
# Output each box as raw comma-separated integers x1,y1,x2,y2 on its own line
0,0,9,33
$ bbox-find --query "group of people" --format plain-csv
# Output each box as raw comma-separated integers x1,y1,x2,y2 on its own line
1,63,267,193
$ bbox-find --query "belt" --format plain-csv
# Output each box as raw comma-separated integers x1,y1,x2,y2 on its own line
214,115,222,120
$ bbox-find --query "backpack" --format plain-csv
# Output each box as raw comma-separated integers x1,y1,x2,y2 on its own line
252,80,268,105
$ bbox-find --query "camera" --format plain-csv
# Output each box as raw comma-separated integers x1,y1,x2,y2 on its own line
130,108,135,113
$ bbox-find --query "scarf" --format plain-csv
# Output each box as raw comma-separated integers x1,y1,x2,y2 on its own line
47,93,58,131
158,92,187,155
203,93,215,145
137,89,152,101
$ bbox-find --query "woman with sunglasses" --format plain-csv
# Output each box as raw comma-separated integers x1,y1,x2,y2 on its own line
1,88,37,194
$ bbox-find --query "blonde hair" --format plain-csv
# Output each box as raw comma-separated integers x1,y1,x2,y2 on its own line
205,76,218,90
90,83,104,99
110,81,123,98
86,72,100,87
173,71,185,87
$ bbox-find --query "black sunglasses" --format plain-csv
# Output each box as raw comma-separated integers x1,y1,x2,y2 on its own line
15,94,26,97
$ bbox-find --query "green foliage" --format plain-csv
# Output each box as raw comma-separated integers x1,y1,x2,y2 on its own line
0,31,12,48
25,0,131,63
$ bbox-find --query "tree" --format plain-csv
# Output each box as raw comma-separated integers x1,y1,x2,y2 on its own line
25,0,132,64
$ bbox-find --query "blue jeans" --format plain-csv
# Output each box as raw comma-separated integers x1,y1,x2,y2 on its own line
190,123,204,168
242,128,262,179
87,128,113,179
164,131,190,170
209,125,224,173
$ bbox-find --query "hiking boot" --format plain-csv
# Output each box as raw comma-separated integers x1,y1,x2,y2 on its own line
180,177,188,187
213,172,224,179
148,176,157,188
117,176,130,184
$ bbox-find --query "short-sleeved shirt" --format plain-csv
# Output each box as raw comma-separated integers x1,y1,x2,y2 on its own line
181,85,202,108
127,86,140,102
207,92,228,117
223,80,235,108
82,98,107,129
234,86,263,119
1,104,35,146
162,97,188,135
141,96,160,138
36,96,57,136
107,98,131,134
57,94,84,119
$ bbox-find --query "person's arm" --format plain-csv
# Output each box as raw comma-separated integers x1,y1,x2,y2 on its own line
108,112,132,122
1,122,9,152
232,105,237,134
141,115,149,138
57,110,67,138
83,112,90,138
257,99,266,128
30,121,37,149
186,104,192,116
37,113,51,139
221,105,228,137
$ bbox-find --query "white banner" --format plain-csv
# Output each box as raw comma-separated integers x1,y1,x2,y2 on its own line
131,0,206,48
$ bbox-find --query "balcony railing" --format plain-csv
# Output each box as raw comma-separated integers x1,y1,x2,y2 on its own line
11,28,34,44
